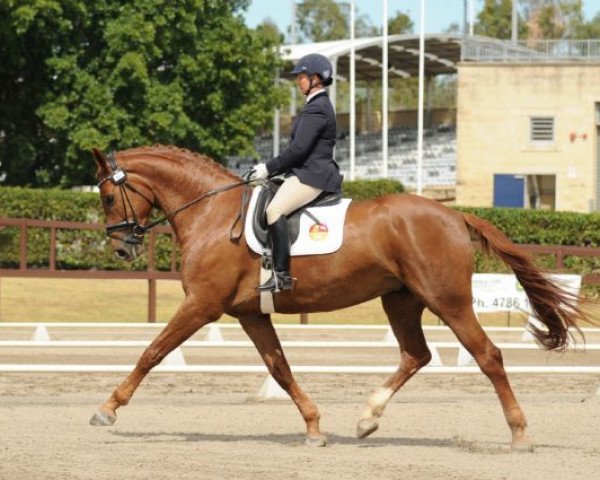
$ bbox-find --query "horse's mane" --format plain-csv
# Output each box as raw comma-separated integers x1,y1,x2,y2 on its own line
119,144,239,185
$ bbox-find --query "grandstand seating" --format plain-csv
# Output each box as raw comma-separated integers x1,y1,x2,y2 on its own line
227,127,457,188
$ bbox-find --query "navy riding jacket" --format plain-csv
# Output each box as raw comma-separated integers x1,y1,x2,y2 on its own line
266,91,343,193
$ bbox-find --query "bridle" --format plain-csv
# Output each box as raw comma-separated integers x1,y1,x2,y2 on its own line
98,151,254,246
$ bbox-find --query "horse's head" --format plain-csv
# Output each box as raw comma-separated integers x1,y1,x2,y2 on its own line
92,148,155,262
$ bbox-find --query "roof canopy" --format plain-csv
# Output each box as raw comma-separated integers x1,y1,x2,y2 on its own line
279,34,467,80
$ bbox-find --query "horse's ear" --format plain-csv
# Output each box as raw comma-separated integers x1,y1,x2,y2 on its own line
92,148,109,175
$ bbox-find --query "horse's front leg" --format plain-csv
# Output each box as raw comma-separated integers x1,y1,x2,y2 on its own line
239,314,326,447
90,295,216,426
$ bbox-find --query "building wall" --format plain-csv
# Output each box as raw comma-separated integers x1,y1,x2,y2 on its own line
456,63,600,212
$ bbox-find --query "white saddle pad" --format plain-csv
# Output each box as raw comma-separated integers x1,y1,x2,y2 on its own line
244,186,352,256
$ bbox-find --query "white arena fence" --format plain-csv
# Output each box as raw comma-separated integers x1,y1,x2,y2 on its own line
2,321,600,397
1,321,600,367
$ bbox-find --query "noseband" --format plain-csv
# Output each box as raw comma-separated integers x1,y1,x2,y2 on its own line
97,151,254,246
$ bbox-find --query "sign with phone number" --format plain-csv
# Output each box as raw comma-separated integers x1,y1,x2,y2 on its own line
471,273,581,313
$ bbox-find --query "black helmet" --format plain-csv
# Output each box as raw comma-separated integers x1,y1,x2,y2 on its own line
291,53,333,86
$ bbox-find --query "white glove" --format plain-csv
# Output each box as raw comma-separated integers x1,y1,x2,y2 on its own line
249,163,269,183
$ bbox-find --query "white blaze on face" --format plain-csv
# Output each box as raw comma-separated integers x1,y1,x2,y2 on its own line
359,387,394,421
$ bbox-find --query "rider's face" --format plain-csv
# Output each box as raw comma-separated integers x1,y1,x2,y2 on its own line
296,73,311,95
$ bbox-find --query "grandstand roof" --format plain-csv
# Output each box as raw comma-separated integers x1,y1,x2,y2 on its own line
280,34,465,80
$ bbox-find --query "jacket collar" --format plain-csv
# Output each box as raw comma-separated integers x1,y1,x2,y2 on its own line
306,90,328,104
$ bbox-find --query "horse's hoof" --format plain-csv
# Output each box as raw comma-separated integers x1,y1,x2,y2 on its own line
356,419,379,439
89,410,116,426
511,440,535,452
304,435,327,447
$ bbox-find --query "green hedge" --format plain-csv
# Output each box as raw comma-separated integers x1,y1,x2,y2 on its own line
0,185,598,280
0,186,172,271
456,206,600,247
342,179,405,200
0,187,102,221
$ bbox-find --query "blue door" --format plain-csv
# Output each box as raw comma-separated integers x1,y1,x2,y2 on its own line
494,174,524,208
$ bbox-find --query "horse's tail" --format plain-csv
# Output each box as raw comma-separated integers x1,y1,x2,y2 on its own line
462,212,591,351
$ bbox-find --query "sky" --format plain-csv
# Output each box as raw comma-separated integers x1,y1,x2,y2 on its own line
243,0,600,39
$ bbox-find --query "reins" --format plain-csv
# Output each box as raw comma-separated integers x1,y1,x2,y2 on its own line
98,151,254,245
136,177,254,236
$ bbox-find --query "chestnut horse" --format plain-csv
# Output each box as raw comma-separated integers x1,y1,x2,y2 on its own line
90,145,591,449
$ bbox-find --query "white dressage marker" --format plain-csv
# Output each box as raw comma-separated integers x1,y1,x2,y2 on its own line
31,325,50,342
205,324,224,342
457,346,476,367
256,375,288,399
162,347,186,366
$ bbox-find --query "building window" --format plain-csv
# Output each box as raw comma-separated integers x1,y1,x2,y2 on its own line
530,116,554,143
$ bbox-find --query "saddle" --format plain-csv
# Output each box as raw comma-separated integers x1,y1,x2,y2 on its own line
252,178,342,248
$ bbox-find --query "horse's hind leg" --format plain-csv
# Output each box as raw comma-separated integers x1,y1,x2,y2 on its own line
90,295,216,426
438,302,531,451
239,314,325,447
357,290,430,438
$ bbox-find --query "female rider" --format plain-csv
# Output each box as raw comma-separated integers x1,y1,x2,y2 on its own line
250,53,343,292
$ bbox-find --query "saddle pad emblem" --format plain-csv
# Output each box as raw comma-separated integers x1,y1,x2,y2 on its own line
309,223,329,241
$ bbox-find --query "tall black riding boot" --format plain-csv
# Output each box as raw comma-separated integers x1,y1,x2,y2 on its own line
259,216,293,292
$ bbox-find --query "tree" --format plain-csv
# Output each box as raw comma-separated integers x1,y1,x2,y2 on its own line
388,11,413,35
475,0,529,39
573,12,600,39
0,0,86,186
295,0,347,42
256,18,284,45
0,0,285,187
524,0,584,39
294,0,377,42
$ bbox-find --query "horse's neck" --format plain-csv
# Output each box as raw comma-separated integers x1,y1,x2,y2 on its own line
129,152,238,244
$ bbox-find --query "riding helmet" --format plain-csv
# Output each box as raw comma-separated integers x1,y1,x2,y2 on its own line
291,53,334,86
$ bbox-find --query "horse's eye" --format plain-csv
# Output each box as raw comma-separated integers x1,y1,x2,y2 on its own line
103,195,115,207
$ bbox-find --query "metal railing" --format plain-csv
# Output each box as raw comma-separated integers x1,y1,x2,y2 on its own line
463,38,600,63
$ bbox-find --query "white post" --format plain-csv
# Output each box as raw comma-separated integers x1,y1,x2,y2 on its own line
382,0,389,178
512,0,518,43
331,56,338,112
349,0,356,181
416,0,425,195
290,0,297,117
273,104,280,157
469,0,474,36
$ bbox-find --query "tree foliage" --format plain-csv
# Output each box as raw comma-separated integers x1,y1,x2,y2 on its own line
0,0,285,187
388,11,414,35
524,0,584,39
476,0,599,40
475,0,530,39
295,0,377,42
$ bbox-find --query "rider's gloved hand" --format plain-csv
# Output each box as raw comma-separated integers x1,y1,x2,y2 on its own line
249,163,269,184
